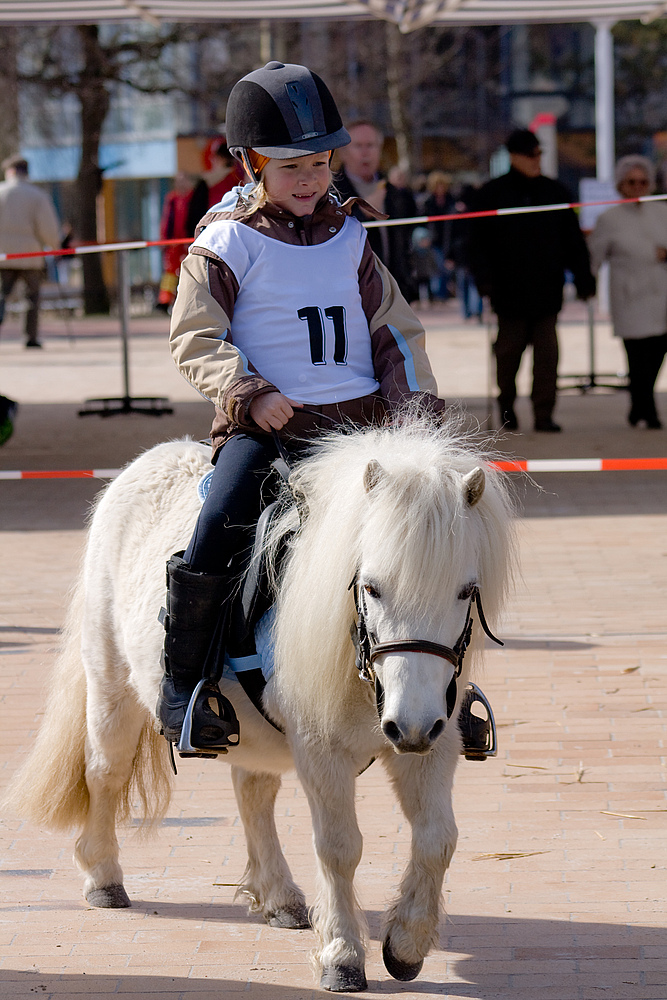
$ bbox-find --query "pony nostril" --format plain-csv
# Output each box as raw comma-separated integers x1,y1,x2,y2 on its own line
428,718,445,743
382,720,402,745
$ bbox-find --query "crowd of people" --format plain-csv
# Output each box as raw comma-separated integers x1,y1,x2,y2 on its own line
1,75,667,443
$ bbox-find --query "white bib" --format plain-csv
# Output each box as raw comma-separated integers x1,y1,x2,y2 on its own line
194,216,380,404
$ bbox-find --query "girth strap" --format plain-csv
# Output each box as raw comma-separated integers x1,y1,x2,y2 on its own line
234,667,284,734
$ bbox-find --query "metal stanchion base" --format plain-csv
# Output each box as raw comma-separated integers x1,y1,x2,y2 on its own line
78,396,173,417
558,301,628,394
557,373,627,394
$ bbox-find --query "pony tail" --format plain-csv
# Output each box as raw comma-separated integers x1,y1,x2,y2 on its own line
3,580,90,832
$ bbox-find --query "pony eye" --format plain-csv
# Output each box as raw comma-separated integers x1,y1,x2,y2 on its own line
364,583,381,600
457,582,477,600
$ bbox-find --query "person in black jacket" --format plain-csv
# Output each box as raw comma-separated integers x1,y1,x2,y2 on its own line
470,129,596,432
334,122,416,301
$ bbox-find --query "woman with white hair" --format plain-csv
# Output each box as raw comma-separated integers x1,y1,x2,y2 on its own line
589,154,667,428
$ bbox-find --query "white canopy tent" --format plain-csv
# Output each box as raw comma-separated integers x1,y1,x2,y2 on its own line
0,1,664,182
0,1,664,29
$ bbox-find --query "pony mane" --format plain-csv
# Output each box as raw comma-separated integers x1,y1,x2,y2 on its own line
269,413,518,734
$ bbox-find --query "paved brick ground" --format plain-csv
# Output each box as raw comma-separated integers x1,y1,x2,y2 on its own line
0,302,665,999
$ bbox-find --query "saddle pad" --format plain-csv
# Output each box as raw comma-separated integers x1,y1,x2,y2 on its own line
197,469,214,505
223,606,275,684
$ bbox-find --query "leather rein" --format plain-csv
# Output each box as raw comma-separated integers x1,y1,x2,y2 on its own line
350,578,504,719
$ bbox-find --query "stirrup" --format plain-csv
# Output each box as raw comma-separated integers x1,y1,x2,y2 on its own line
177,679,240,757
459,682,497,761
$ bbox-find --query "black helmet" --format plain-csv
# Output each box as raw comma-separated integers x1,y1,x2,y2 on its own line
226,61,350,163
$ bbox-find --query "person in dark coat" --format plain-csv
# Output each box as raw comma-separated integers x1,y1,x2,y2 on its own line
334,122,416,301
470,129,596,432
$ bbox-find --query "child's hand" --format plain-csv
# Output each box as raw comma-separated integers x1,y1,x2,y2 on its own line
249,392,302,432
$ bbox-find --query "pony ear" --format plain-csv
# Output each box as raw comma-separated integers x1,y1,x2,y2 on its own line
462,466,485,507
363,459,385,493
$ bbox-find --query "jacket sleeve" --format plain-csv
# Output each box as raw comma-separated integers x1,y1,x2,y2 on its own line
358,237,445,411
466,184,495,296
169,251,277,428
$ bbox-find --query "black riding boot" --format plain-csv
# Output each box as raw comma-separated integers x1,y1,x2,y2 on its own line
156,553,239,755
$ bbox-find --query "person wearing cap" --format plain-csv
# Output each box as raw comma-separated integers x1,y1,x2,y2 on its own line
470,128,595,432
0,155,61,348
156,62,447,753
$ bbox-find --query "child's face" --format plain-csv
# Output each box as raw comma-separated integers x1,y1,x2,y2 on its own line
262,153,330,217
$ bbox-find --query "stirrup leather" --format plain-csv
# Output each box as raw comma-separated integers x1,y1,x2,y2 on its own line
459,682,497,761
177,679,240,756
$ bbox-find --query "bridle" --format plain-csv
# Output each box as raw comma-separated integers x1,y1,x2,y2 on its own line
350,577,504,719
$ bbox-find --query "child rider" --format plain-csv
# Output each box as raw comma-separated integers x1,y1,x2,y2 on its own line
157,61,493,762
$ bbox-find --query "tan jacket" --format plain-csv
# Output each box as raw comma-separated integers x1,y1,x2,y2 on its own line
0,178,60,270
170,192,444,457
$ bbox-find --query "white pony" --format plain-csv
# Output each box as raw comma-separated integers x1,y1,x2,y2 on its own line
5,415,516,993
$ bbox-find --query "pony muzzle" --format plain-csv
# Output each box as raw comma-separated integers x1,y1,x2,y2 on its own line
381,713,446,755
376,670,449,755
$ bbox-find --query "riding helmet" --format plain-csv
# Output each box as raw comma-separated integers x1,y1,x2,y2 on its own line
226,61,350,166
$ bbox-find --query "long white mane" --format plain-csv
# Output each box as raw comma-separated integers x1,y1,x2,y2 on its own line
269,414,518,732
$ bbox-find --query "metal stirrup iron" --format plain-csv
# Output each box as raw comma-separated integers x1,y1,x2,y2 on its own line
458,682,497,761
177,679,240,756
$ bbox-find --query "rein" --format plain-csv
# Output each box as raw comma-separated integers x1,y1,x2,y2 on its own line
350,578,503,720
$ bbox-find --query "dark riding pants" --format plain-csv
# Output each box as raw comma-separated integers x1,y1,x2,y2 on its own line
184,433,300,575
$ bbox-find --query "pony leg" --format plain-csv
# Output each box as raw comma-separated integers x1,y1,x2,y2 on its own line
231,766,309,929
298,759,367,993
381,747,458,981
74,681,147,908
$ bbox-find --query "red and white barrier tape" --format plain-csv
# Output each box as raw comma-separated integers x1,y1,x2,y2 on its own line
2,458,667,480
493,457,667,473
0,469,119,480
2,194,667,262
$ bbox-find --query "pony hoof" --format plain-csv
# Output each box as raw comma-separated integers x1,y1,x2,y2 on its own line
320,965,368,992
382,938,423,981
85,884,131,908
266,902,310,929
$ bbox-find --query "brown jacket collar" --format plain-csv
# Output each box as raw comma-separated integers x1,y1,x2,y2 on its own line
195,191,387,246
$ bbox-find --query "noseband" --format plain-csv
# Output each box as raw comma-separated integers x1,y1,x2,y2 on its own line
350,578,503,719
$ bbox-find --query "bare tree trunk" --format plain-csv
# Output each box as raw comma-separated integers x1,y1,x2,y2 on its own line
76,25,111,314
0,28,20,166
385,22,413,172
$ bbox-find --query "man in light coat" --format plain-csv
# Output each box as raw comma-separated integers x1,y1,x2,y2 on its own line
0,156,61,348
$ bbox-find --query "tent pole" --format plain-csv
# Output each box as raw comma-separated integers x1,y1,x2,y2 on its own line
594,19,616,185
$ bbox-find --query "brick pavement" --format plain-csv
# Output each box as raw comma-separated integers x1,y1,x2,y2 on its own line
0,302,665,999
